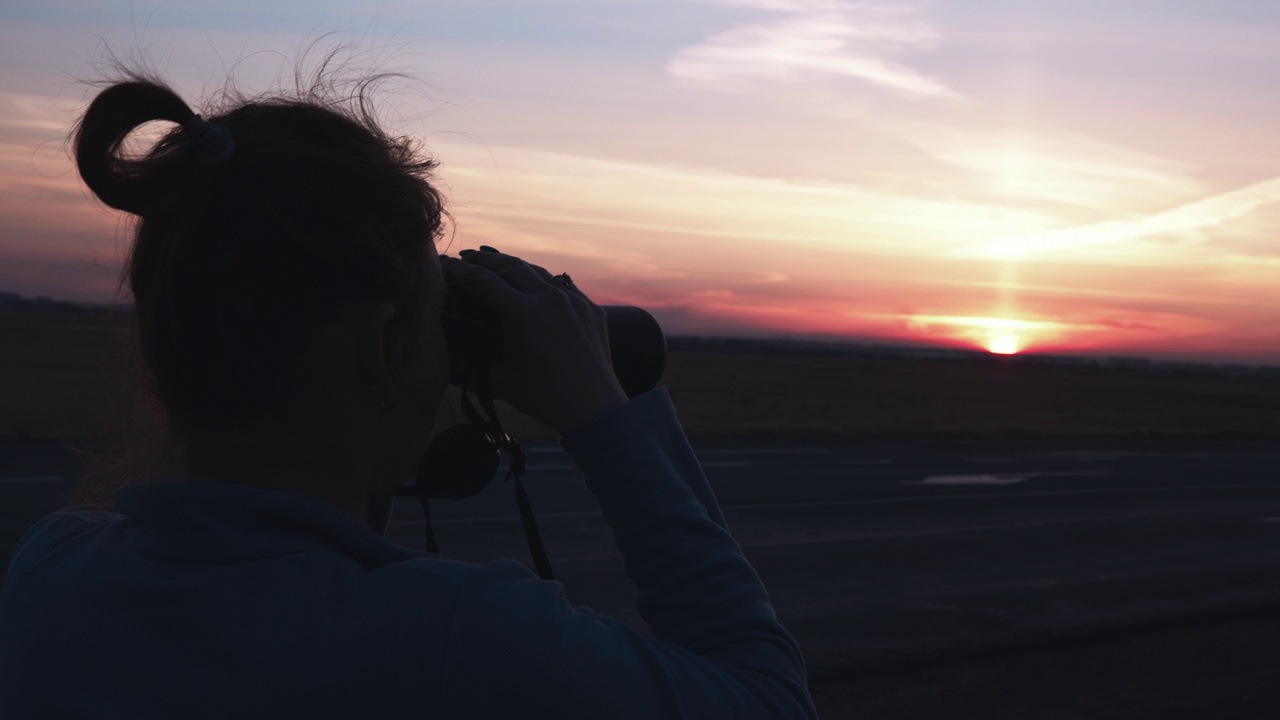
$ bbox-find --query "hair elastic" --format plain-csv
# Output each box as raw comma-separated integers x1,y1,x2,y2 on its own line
182,115,235,169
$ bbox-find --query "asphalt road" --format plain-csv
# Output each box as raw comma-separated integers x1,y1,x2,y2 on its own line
4,437,1280,717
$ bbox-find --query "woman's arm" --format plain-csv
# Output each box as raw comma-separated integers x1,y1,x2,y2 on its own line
438,387,816,719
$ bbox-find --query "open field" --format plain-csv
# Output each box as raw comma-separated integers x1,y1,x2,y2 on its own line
0,307,137,440
658,345,1280,439
5,305,1280,442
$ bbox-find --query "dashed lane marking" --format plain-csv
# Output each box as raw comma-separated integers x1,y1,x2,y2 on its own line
904,470,1113,486
915,474,1027,486
966,457,1017,463
1032,451,1165,462
1259,517,1280,524
838,459,893,466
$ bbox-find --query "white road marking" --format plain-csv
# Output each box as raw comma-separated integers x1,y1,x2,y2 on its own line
966,456,1017,463
0,476,65,485
1259,517,1280,524
838,458,893,466
698,449,830,455
916,474,1028,486
904,469,1112,486
1034,451,1164,462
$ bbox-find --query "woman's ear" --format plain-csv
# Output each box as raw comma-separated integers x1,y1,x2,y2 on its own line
359,302,398,385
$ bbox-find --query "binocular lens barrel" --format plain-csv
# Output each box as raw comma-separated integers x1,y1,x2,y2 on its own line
443,299,667,400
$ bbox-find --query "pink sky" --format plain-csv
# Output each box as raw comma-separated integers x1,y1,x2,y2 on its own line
3,1,1280,363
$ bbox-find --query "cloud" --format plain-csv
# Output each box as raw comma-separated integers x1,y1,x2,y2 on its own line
753,271,789,283
434,138,1056,262
668,0,959,99
960,176,1280,260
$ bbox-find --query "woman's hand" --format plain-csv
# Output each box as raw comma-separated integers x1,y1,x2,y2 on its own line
439,248,629,436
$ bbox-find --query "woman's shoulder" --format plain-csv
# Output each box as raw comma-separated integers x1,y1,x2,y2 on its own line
0,506,130,616
9,505,127,565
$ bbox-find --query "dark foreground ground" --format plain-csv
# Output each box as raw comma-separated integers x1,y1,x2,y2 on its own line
4,437,1280,718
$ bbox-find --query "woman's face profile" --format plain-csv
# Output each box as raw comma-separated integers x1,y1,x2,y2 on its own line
413,241,451,420
379,241,452,493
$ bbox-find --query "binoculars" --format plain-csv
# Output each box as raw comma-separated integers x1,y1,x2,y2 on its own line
416,255,668,500
381,250,667,578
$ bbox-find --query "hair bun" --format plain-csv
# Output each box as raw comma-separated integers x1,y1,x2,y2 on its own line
74,81,196,215
182,116,235,169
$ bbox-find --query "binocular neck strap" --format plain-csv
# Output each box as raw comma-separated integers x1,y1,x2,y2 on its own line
418,496,439,555
435,369,555,581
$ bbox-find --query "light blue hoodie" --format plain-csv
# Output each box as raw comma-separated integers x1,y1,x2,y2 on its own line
0,388,816,718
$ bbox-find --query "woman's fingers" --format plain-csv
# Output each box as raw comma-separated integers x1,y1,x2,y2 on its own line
440,248,623,433
439,255,523,310
455,248,590,300
524,262,590,300
498,252,589,300
460,249,556,295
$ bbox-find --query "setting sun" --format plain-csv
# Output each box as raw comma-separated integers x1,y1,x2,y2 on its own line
987,335,1021,355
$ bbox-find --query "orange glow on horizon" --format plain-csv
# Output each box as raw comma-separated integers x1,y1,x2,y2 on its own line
902,314,1061,355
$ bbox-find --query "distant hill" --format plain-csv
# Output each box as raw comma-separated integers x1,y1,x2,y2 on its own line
0,292,127,314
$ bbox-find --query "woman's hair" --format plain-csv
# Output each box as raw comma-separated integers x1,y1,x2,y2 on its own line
70,70,447,501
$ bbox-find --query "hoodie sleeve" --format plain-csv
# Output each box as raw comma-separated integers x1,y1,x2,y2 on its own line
437,387,817,720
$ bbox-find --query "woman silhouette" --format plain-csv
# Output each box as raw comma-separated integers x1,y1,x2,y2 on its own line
0,74,816,719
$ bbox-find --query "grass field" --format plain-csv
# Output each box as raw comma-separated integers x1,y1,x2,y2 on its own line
5,306,1280,443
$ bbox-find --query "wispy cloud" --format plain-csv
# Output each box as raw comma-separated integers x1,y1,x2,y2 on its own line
436,139,1052,258
908,128,1203,211
960,176,1280,260
668,0,959,99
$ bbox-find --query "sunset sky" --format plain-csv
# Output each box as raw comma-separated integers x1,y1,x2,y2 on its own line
2,1,1279,362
